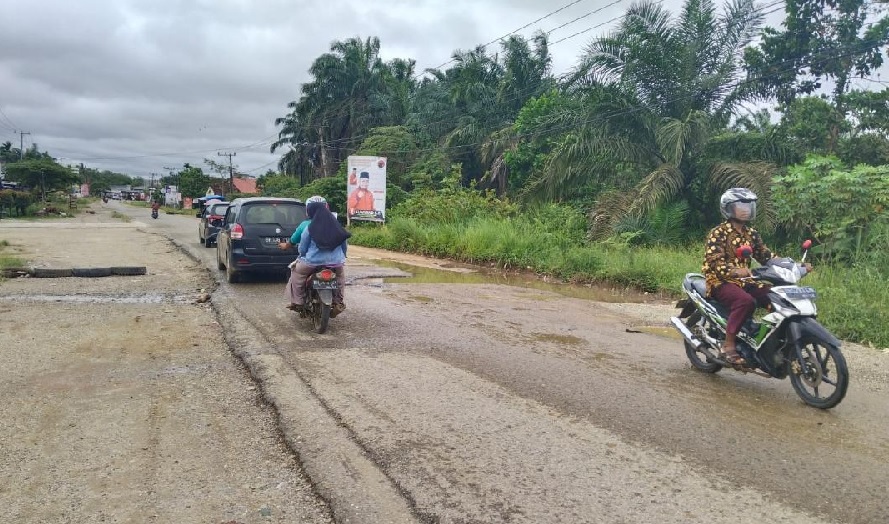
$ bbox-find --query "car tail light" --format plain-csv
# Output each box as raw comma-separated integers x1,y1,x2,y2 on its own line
209,214,223,221
317,269,334,281
231,223,244,240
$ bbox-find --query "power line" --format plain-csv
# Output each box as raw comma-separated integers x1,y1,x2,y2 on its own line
544,0,626,36
0,104,17,131
419,0,592,76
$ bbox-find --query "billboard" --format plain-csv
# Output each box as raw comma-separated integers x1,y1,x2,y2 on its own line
346,156,387,223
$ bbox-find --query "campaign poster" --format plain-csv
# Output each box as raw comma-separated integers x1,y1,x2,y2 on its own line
346,155,387,223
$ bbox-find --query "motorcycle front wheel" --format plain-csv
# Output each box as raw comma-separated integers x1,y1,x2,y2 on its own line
789,339,849,409
684,312,723,373
311,301,331,334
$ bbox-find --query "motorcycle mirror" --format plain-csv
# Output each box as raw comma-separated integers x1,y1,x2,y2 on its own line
802,239,812,250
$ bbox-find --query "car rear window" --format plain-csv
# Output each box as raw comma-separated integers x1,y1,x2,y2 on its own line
208,203,229,215
241,203,304,226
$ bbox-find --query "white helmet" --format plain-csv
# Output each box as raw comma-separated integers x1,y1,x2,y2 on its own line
306,195,326,204
720,188,758,222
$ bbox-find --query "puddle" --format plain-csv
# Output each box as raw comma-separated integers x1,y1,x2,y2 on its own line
373,259,655,303
530,333,586,345
0,293,195,304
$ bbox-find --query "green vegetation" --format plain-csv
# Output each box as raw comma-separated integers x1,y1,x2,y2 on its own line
0,239,25,272
351,183,889,348
111,211,132,223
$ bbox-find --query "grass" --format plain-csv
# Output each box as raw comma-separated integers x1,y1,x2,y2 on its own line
0,239,26,272
111,211,132,223
351,216,889,348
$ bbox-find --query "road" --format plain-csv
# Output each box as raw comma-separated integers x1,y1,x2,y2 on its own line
122,202,889,524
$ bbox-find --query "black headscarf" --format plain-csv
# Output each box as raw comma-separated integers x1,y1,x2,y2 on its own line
307,202,351,250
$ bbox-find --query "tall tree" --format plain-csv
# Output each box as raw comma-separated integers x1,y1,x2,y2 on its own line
744,0,889,150
538,0,773,234
4,159,78,201
272,37,416,179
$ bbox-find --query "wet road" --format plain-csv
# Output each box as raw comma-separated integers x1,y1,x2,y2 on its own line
121,202,889,523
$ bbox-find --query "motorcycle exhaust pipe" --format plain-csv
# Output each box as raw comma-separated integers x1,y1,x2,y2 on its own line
670,317,703,349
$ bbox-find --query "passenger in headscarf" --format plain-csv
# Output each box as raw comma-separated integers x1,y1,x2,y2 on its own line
281,197,350,315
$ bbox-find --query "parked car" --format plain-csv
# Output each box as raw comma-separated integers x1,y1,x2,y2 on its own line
216,197,307,283
197,201,229,247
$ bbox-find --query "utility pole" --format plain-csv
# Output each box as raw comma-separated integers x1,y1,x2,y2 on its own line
318,126,328,177
217,151,236,195
17,131,30,160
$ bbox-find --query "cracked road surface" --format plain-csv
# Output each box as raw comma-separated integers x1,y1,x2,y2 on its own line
3,202,888,523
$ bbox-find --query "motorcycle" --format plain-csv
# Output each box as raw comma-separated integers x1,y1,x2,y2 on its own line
151,208,159,219
293,264,340,334
670,240,849,409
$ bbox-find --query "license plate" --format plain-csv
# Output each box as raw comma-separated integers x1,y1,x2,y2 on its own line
263,237,283,245
784,287,817,300
313,280,338,290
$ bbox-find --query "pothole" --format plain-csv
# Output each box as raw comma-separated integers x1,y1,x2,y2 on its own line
0,293,198,304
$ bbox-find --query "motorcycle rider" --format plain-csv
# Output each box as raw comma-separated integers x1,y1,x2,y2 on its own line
280,196,350,315
702,188,775,366
151,200,160,215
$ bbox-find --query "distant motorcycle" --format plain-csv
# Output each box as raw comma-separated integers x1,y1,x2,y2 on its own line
151,209,159,219
670,240,849,409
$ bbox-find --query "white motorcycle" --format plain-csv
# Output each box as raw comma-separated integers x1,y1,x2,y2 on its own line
671,240,849,409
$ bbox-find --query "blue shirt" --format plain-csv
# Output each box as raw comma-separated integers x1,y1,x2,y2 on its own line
289,220,310,244
298,227,347,266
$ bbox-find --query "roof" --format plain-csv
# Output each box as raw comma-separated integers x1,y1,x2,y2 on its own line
232,176,258,194
229,197,304,205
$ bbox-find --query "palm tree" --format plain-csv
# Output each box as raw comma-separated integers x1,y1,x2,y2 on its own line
272,37,415,179
537,0,777,234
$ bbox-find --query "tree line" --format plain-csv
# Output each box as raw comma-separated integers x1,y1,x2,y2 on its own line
268,0,889,252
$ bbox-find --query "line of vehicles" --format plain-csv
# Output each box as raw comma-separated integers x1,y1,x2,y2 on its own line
196,195,340,333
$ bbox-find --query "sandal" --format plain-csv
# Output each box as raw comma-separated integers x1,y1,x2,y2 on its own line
720,348,746,366
286,303,303,311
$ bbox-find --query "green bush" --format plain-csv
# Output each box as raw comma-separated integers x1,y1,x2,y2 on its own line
350,193,889,348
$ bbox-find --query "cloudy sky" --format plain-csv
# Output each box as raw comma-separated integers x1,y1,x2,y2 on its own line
0,0,794,179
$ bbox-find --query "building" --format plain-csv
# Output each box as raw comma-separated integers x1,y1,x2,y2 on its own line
232,175,258,195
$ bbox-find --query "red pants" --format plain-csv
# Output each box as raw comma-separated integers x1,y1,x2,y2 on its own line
711,283,771,335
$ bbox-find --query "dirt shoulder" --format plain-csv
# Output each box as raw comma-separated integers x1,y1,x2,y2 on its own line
0,208,332,523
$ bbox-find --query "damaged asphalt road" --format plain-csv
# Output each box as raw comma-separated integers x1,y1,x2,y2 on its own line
4,201,888,523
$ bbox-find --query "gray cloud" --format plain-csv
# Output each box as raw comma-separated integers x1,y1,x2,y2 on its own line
0,0,796,177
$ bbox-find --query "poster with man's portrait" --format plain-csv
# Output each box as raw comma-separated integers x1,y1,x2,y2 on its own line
346,155,387,223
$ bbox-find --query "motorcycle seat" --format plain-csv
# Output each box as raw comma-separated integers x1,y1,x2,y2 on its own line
682,273,708,298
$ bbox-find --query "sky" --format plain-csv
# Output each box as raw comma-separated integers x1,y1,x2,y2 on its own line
0,0,830,179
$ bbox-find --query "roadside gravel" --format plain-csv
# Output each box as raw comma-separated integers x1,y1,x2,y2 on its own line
0,210,332,524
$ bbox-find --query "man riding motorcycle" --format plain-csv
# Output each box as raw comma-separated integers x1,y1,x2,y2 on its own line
702,188,811,366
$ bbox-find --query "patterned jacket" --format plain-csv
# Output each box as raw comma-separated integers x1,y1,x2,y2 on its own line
702,221,774,295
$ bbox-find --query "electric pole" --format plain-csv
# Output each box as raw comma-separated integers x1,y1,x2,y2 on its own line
17,131,30,160
217,151,236,196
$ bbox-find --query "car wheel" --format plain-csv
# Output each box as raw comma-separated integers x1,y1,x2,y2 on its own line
216,246,226,270
226,262,240,284
204,236,213,248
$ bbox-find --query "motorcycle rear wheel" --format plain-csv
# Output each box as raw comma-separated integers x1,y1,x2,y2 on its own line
790,339,848,409
311,302,331,334
684,312,723,373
